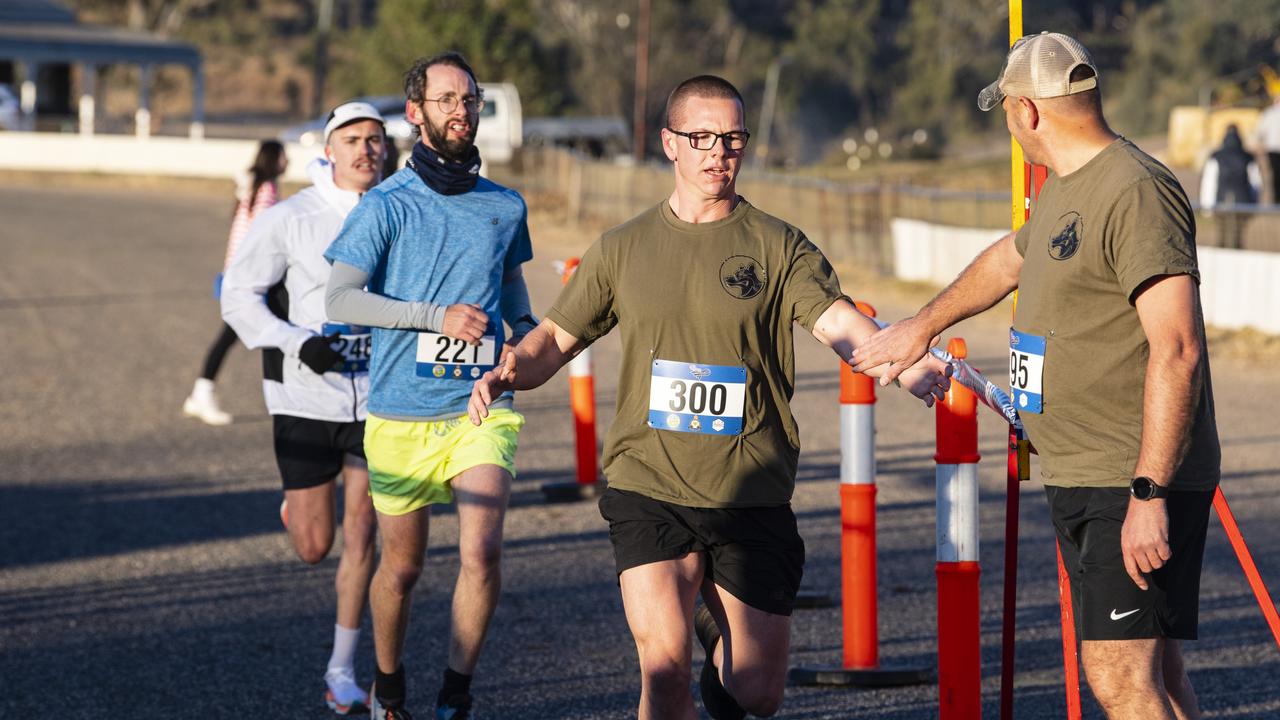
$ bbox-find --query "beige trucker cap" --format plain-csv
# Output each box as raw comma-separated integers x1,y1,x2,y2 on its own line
978,31,1098,111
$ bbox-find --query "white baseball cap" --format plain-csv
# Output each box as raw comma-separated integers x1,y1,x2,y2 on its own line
978,32,1099,111
323,101,386,140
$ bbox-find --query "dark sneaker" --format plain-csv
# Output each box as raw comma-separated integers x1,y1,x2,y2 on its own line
694,604,746,720
434,693,473,720
370,690,413,720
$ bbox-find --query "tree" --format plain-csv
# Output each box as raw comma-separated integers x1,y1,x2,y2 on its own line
333,0,568,116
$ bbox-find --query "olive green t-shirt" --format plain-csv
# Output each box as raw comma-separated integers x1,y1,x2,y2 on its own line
547,199,845,507
1013,138,1220,490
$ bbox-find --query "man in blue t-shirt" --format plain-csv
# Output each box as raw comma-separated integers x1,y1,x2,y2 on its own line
324,51,537,720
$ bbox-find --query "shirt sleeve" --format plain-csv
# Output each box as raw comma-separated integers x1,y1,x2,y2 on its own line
1014,221,1032,257
781,231,846,332
1105,177,1200,302
545,237,617,345
323,191,392,275
503,200,534,272
325,261,444,330
220,205,314,357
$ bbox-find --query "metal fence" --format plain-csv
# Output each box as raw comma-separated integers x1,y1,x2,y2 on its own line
508,147,1280,272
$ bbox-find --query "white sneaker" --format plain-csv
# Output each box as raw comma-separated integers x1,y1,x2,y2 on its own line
182,381,232,426
323,667,370,716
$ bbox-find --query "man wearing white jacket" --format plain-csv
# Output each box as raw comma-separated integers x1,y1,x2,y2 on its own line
221,101,387,716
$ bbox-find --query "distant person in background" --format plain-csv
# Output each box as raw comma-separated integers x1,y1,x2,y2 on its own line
1200,125,1261,249
1253,95,1280,203
182,139,288,425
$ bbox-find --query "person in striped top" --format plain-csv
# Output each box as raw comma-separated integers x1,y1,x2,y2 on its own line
183,140,288,425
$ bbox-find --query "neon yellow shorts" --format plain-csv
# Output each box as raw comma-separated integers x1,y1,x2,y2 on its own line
364,409,525,516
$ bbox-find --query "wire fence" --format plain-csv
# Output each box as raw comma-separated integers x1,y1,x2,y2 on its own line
509,147,1280,273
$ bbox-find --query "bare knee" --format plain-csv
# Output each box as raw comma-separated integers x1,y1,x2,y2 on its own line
458,537,502,578
292,528,334,565
341,511,377,561
727,668,785,716
640,654,692,700
377,554,423,593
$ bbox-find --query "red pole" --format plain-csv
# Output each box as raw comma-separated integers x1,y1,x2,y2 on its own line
1057,542,1083,720
935,338,981,720
1001,156,1049,720
1213,487,1280,648
999,427,1021,720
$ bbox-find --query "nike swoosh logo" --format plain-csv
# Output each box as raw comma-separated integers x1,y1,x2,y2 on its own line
1110,608,1141,621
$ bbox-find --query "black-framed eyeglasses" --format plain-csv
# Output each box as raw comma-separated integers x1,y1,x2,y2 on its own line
422,93,485,115
666,128,751,151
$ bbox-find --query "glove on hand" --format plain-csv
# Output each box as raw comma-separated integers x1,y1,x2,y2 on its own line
299,333,344,375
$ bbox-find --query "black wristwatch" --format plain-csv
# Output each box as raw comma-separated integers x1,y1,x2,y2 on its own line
1129,476,1170,501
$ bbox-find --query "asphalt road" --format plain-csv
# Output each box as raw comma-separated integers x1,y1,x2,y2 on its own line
2,178,1278,719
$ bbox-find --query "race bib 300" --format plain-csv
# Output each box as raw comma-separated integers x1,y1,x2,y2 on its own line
647,359,746,436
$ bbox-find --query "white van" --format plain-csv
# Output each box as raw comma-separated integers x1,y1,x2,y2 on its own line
383,82,522,164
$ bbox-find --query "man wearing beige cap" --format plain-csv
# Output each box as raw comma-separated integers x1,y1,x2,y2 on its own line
853,32,1220,719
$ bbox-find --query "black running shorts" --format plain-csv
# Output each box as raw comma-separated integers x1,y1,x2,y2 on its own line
1046,485,1214,641
597,487,805,616
272,415,366,491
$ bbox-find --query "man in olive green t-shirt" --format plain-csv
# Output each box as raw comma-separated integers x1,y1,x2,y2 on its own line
853,33,1220,720
468,75,951,720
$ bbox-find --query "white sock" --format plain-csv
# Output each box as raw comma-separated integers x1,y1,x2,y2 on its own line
327,624,360,673
192,378,216,398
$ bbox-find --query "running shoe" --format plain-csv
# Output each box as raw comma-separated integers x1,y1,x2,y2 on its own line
323,667,369,716
694,604,746,720
370,690,413,720
434,693,473,720
182,385,232,425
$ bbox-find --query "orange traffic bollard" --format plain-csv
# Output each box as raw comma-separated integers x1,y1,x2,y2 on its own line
789,303,932,688
935,338,982,720
541,258,605,502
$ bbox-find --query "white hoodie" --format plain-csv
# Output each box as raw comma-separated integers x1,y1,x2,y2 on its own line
221,158,370,422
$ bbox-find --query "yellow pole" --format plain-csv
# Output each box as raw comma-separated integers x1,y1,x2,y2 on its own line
1009,1,1025,234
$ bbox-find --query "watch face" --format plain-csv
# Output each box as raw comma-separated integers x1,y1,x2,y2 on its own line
1131,477,1155,499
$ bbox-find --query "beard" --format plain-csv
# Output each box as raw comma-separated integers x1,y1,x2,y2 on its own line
422,109,477,162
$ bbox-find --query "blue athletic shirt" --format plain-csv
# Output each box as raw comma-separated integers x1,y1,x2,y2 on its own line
324,167,533,419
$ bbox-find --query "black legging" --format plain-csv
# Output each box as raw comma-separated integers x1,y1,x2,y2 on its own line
1269,153,1280,205
200,322,240,380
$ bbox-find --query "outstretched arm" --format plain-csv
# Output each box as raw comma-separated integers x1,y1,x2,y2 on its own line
811,299,952,407
468,318,586,424
850,231,1022,383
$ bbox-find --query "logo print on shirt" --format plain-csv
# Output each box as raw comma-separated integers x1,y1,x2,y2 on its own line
720,255,766,299
1049,212,1083,261
1110,608,1140,621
